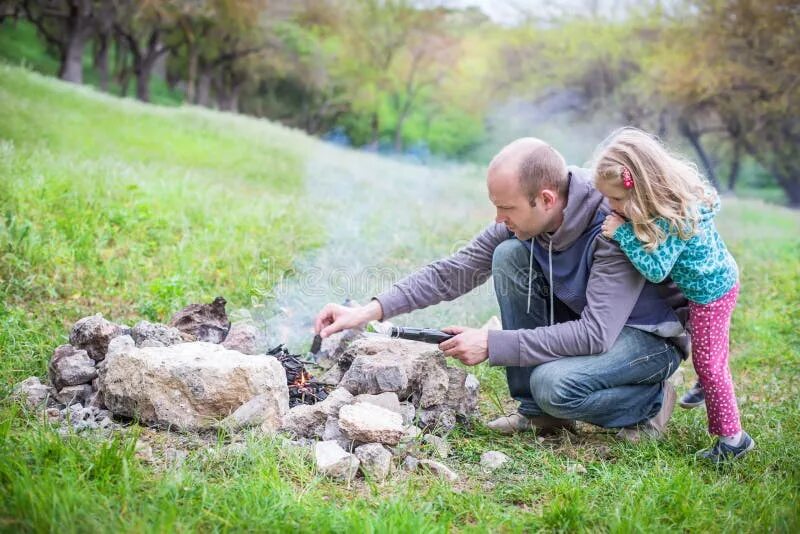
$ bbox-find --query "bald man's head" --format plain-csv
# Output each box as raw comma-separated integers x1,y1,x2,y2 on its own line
488,138,568,205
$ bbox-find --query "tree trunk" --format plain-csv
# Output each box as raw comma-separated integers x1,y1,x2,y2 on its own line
727,140,741,191
94,33,109,91
678,117,720,190
59,29,88,83
135,65,151,102
196,71,212,107
186,42,198,104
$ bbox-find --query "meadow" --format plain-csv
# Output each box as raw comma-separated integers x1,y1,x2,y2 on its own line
1,64,798,532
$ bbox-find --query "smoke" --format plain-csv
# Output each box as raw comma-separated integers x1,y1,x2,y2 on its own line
257,142,498,351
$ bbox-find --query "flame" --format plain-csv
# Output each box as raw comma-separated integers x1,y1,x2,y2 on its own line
293,370,311,387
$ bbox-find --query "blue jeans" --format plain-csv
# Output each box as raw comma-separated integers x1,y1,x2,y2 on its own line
492,239,681,428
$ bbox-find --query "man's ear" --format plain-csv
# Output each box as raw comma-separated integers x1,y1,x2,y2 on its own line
540,188,558,208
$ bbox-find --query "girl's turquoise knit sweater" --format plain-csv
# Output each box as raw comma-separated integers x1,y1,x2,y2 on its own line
612,197,738,304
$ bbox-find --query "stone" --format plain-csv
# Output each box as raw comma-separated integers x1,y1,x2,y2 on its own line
280,388,354,438
338,402,405,445
314,440,360,481
445,371,480,419
423,434,450,459
355,443,392,480
48,344,97,389
69,314,125,361
314,329,363,369
480,451,510,471
98,416,113,429
322,417,352,451
418,459,459,482
12,376,55,410
402,456,420,471
100,336,288,430
338,338,446,402
567,463,587,475
131,321,184,348
55,384,93,406
399,402,416,426
353,392,402,415
280,403,328,439
135,440,154,462
221,392,285,433
417,405,457,434
318,387,354,416
222,322,266,355
87,390,106,410
169,296,231,343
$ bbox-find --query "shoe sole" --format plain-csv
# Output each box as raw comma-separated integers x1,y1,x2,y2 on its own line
679,399,705,409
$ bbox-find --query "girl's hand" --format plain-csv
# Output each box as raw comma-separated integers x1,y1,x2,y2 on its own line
602,213,625,239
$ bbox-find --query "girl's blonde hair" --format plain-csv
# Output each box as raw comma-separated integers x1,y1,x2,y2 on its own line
592,127,715,251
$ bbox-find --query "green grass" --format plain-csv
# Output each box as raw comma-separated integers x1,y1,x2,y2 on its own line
1,63,799,532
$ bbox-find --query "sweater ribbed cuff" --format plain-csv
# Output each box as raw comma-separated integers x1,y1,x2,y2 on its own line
373,287,411,321
487,329,520,367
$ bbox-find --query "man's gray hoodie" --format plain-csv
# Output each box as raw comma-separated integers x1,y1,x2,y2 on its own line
375,168,690,367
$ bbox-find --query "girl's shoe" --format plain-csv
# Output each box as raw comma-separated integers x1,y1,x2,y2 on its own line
697,432,755,464
679,381,705,409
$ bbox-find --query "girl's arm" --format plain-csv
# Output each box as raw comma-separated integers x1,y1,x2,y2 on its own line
612,221,688,283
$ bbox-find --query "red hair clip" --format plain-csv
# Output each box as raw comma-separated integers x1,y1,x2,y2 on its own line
621,166,634,189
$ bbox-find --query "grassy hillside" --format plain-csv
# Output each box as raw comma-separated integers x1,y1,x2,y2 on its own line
1,64,799,532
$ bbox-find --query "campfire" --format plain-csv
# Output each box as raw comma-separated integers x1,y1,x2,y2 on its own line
267,344,330,407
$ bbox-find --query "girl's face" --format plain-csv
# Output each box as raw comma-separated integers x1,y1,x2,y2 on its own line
596,180,629,217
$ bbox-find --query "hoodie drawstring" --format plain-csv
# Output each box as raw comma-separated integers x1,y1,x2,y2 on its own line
526,240,534,315
548,239,554,326
527,238,555,326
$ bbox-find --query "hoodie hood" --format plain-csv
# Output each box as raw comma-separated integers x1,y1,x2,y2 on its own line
535,166,607,252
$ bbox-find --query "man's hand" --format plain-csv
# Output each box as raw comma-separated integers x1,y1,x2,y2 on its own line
314,300,383,338
601,213,625,239
439,326,488,366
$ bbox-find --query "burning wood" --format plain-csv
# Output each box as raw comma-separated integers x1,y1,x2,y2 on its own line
267,344,330,407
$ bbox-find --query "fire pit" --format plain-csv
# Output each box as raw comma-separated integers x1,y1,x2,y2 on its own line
267,344,331,407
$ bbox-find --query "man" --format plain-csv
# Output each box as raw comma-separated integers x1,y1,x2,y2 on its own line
314,138,688,439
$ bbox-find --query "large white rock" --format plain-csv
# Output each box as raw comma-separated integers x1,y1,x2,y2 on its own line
280,387,354,438
314,440,360,480
100,336,288,430
338,402,405,445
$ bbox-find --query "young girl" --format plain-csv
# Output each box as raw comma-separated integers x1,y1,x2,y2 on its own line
593,127,754,463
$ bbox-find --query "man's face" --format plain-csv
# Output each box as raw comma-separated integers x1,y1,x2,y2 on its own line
488,168,551,241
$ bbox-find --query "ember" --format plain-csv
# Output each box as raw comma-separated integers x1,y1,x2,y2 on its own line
267,344,330,407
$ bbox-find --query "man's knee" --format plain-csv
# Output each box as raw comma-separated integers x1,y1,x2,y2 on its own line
530,363,586,418
492,239,528,278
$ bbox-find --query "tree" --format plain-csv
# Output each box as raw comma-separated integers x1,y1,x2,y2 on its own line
20,0,104,83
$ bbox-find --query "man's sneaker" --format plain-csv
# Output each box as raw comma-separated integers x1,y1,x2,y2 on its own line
616,382,676,442
697,432,756,464
679,381,705,409
487,413,576,436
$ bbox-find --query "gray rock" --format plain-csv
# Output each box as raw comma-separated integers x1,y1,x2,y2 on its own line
402,456,419,471
417,405,457,434
280,403,328,439
48,344,97,389
12,376,55,410
280,388,354,439
55,384,93,406
165,448,189,466
69,314,125,361
418,459,459,482
423,434,450,459
222,393,285,433
314,440,360,481
353,392,402,415
317,365,344,386
221,322,266,355
322,417,352,451
480,451,510,471
135,440,154,462
338,402,405,445
100,336,288,430
355,443,392,480
131,321,184,348
98,416,113,429
337,337,479,419
168,296,230,343
399,402,416,426
87,390,106,410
